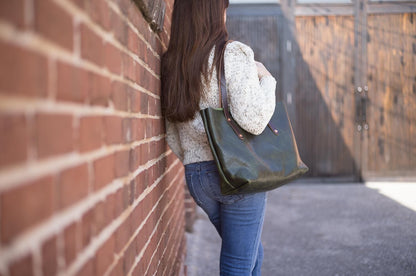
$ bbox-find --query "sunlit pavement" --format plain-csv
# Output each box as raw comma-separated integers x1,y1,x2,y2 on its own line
185,181,416,276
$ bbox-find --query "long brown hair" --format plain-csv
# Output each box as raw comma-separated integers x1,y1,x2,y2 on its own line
161,0,229,123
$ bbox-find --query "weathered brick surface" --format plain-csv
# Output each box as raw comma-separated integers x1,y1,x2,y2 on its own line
0,0,186,275
0,113,28,168
1,175,56,243
34,0,74,51
41,235,58,276
58,162,90,209
0,0,26,29
79,116,104,152
9,254,34,276
0,42,48,98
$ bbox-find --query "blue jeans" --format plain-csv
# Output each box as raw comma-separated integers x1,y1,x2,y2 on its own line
184,160,267,276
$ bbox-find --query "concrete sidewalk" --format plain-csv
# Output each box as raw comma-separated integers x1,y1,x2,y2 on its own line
185,182,416,276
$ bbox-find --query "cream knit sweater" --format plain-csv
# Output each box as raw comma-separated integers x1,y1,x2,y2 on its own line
165,41,277,165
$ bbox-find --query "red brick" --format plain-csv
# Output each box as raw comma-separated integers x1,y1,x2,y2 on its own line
58,163,89,209
80,24,103,66
154,78,162,95
135,118,146,141
126,1,141,29
141,168,150,192
41,235,57,276
0,113,28,168
157,139,165,157
103,116,123,144
64,222,79,266
154,55,161,75
97,195,115,233
95,235,115,276
154,99,162,116
140,143,149,166
70,0,86,9
0,0,25,28
140,69,156,93
140,93,149,114
114,220,130,253
122,53,135,81
150,34,163,56
111,81,129,111
114,188,124,217
123,242,137,274
79,116,103,152
148,97,156,116
87,0,111,31
137,39,147,62
131,201,144,229
129,179,136,204
35,113,74,158
104,42,122,75
135,63,145,88
108,260,124,276
130,118,138,142
132,260,146,276
148,141,156,160
145,119,152,139
1,175,55,243
75,257,95,276
93,154,115,190
81,208,95,248
127,28,138,55
34,0,73,50
147,244,159,275
122,118,132,143
133,8,151,41
129,147,138,172
111,10,128,45
117,0,132,16
130,91,141,113
88,73,111,107
140,244,152,273
134,171,147,199
0,42,48,97
9,254,34,276
115,149,130,178
151,119,163,138
57,62,88,103
122,183,131,208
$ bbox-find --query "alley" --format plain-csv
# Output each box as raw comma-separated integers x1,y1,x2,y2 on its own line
185,181,416,276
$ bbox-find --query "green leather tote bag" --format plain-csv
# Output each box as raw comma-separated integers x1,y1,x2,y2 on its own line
200,41,309,195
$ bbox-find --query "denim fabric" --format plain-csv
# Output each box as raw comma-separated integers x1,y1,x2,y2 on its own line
185,160,267,276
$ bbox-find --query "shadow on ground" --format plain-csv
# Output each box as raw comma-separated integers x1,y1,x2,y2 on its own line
185,182,416,276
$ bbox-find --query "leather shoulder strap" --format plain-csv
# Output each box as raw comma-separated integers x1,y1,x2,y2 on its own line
218,40,232,109
218,40,278,139
218,40,244,139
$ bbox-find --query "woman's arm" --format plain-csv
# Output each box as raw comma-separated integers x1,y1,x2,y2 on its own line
224,41,277,135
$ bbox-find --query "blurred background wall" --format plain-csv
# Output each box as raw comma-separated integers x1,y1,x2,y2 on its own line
228,0,416,181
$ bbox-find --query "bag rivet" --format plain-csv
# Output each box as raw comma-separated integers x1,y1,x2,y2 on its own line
238,134,243,139
227,118,231,122
274,129,278,133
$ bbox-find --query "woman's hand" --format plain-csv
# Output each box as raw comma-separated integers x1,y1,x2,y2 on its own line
255,61,272,79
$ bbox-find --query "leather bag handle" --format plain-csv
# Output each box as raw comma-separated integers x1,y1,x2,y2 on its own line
218,40,245,140
217,40,279,140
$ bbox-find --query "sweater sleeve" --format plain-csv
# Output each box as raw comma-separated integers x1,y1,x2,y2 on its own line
224,41,277,135
165,119,184,162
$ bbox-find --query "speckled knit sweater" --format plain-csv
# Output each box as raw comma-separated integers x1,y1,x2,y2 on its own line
165,41,277,165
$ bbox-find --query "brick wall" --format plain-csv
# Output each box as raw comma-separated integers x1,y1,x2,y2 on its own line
0,0,187,275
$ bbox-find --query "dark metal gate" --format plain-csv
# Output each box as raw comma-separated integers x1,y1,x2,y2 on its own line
227,1,416,181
